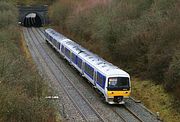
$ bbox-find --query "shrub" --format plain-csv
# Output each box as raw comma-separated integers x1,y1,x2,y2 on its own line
49,0,74,29
165,48,180,98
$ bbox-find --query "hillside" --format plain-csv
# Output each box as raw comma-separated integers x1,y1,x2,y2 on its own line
50,0,180,101
50,0,180,97
0,1,57,121
49,0,180,121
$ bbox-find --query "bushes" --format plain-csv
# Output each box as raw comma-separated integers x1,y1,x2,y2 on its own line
49,0,74,29
165,47,180,99
0,85,50,122
0,1,57,122
0,1,18,29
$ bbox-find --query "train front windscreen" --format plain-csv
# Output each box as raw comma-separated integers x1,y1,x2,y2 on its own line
107,77,130,91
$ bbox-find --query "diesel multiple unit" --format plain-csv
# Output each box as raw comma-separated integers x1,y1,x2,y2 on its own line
44,28,131,104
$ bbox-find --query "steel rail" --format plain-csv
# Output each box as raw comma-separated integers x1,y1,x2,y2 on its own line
123,105,144,122
111,108,127,122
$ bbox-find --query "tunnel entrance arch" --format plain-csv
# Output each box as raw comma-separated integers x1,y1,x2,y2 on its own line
18,5,48,27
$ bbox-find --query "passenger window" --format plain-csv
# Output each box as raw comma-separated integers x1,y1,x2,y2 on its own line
85,64,94,79
59,43,61,49
97,72,105,88
65,48,70,58
77,58,82,69
61,46,64,53
71,53,76,63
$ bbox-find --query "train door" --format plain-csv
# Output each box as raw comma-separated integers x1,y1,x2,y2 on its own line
94,71,97,87
82,61,85,75
58,42,61,50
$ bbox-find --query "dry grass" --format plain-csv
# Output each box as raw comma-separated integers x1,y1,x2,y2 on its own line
75,0,111,13
132,79,180,122
19,29,32,62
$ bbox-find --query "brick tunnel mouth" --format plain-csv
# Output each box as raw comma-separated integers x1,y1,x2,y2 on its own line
23,13,42,27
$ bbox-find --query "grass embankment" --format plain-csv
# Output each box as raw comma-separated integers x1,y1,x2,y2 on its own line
49,0,180,122
0,1,58,122
132,79,180,122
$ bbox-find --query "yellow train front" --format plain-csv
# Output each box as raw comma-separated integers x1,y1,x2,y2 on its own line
94,64,131,104
103,75,131,104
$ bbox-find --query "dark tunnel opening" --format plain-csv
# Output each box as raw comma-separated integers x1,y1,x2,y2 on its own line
23,13,42,27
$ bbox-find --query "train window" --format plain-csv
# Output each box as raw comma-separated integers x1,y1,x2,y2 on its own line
71,53,76,64
48,35,50,40
77,57,82,69
56,41,59,48
51,36,53,42
49,36,51,41
50,37,53,43
52,38,54,44
84,63,94,79
59,42,61,49
108,77,130,91
61,45,64,53
97,72,106,88
65,48,70,58
53,39,56,45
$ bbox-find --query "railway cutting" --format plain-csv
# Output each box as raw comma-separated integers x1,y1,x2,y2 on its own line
22,27,161,122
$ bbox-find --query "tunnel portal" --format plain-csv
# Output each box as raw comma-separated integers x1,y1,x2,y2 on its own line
18,5,48,27
24,13,42,27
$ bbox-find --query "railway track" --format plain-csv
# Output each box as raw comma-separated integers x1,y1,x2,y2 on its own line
24,27,106,122
35,28,146,122
110,105,144,122
23,28,83,121
23,27,161,122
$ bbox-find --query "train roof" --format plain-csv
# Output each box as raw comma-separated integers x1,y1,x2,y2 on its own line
45,28,66,42
80,52,129,77
66,43,130,77
46,28,129,77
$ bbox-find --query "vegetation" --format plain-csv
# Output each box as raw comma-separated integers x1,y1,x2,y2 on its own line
1,0,178,121
15,0,54,5
49,0,180,121
49,0,180,100
0,1,57,121
132,79,180,122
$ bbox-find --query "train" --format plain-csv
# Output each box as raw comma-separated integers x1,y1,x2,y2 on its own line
44,28,131,104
